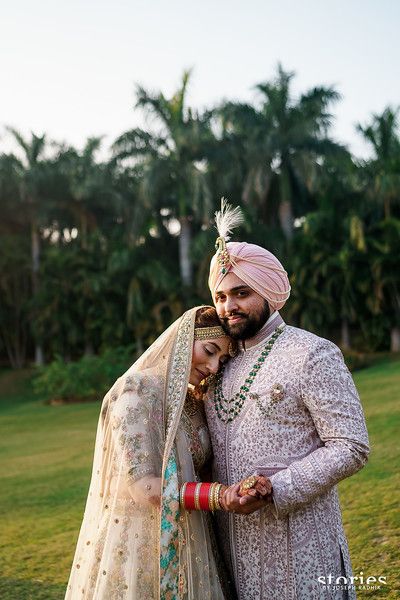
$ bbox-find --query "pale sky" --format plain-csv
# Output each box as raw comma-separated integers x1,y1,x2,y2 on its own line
1,0,399,159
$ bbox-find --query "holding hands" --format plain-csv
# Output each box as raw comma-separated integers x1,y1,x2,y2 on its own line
219,475,273,515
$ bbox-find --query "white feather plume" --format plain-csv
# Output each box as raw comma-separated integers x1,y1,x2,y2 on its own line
214,198,244,241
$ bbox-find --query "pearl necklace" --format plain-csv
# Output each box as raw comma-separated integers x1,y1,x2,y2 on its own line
213,324,285,423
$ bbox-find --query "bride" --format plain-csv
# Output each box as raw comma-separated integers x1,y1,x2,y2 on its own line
65,306,238,600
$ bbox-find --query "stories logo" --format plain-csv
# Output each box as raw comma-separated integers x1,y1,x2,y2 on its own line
317,571,387,591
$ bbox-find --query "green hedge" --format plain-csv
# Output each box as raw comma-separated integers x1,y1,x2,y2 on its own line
342,350,383,372
34,346,135,403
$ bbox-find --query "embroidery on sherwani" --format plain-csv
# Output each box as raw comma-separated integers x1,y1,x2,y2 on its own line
212,323,286,422
160,311,194,599
270,382,285,402
251,382,286,419
205,325,369,600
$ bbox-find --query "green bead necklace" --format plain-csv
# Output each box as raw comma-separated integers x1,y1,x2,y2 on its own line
213,324,285,423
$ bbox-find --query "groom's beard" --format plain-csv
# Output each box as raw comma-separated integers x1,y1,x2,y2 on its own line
220,301,270,340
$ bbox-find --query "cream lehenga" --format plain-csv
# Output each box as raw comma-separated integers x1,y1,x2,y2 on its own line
65,307,233,600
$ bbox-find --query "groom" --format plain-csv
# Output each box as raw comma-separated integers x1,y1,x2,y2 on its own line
205,231,370,600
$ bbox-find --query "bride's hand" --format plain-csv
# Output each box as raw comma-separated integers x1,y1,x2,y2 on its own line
219,475,273,513
219,482,272,515
129,475,161,507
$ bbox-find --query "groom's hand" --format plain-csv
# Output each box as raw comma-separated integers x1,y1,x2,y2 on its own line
220,483,272,515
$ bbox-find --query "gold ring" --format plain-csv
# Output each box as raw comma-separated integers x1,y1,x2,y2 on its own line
240,475,258,491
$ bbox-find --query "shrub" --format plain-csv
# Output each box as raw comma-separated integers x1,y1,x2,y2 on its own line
33,346,135,403
342,350,381,372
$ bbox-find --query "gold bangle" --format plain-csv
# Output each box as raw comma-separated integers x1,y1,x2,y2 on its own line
211,483,216,512
214,483,221,510
180,482,187,510
210,483,217,511
212,483,219,511
194,483,201,511
208,484,213,511
208,482,221,512
207,483,214,511
211,483,220,511
215,483,223,510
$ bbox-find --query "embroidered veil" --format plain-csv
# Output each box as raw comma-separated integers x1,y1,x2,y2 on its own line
65,307,228,600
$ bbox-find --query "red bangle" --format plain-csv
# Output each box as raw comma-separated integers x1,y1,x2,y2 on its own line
183,482,197,511
199,482,212,511
181,482,213,511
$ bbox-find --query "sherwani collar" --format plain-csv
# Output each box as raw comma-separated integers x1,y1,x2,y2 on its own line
240,311,285,352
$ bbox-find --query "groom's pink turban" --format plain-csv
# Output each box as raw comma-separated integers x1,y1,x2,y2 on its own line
208,241,291,311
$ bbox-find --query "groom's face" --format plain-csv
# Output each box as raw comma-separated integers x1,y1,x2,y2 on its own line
214,272,270,340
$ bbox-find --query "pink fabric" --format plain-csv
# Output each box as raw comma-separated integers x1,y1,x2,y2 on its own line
208,241,291,311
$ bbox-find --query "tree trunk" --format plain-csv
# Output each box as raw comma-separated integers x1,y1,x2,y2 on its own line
136,336,144,357
179,216,192,287
384,197,391,220
84,341,94,356
80,213,88,249
31,218,44,366
341,318,351,350
241,170,254,205
278,199,294,240
0,327,26,369
35,345,44,366
390,326,400,352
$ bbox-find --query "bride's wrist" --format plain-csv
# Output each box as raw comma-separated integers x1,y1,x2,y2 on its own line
180,482,227,511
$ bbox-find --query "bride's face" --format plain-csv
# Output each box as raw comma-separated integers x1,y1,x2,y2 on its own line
189,336,231,386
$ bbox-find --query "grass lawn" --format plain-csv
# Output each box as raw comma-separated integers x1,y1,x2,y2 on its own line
0,359,399,599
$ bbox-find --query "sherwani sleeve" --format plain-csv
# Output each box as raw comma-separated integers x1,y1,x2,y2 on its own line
269,338,370,517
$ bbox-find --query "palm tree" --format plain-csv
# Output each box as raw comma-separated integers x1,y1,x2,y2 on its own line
0,153,31,367
367,219,400,352
357,108,400,350
55,137,118,247
55,139,129,354
6,129,50,365
357,107,400,219
113,70,214,288
287,151,368,349
218,65,342,240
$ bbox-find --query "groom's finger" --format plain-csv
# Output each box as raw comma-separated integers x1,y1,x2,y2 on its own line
239,494,260,506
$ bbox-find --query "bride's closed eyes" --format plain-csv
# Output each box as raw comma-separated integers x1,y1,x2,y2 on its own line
203,342,229,365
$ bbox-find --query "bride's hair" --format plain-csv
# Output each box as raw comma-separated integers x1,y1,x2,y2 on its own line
194,306,222,328
192,307,235,398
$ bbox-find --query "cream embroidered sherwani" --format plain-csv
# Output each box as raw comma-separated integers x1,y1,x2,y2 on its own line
205,312,370,600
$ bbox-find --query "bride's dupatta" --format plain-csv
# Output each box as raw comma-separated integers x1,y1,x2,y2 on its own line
65,308,227,600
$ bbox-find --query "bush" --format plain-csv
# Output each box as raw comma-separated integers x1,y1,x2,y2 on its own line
33,346,135,403
342,350,382,372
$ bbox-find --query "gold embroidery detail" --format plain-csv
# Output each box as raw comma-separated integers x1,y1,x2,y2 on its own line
194,325,225,340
